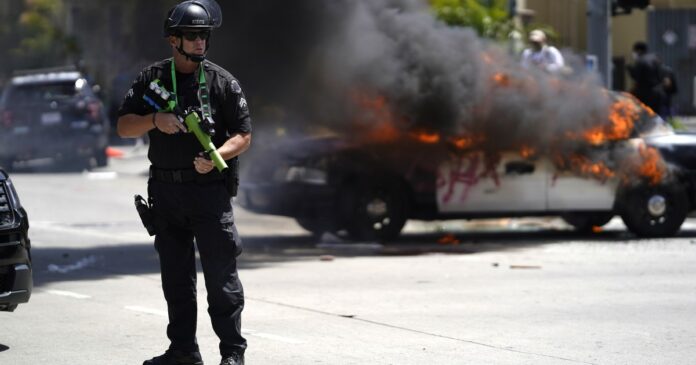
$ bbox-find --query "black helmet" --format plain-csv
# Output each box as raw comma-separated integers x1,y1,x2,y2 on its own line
163,0,222,37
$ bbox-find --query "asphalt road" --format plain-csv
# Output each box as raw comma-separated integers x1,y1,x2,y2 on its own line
1,150,696,365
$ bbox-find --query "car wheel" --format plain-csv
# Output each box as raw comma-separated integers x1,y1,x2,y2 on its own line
562,212,614,232
4,303,18,312
94,149,108,167
0,158,13,171
295,217,328,238
344,180,408,242
619,183,688,237
55,153,89,172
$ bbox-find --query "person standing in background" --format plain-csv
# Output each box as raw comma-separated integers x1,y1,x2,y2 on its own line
627,41,665,115
520,29,565,74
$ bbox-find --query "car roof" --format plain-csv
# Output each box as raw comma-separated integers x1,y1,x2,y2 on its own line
11,71,82,86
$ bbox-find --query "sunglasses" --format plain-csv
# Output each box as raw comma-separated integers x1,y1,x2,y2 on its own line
180,30,210,41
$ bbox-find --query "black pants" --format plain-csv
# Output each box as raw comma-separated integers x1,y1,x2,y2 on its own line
150,179,246,357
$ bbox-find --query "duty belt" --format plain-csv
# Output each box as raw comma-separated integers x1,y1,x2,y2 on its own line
149,166,224,184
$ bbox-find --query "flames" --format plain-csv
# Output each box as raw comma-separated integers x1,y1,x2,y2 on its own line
579,98,638,145
410,131,486,151
638,144,664,185
437,233,460,245
351,86,666,185
492,73,510,87
351,91,401,143
413,132,440,144
520,145,536,158
559,155,615,181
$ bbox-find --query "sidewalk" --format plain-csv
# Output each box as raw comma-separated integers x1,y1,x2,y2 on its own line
677,115,696,131
101,140,150,176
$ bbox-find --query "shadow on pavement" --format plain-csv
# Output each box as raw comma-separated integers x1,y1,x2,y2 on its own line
30,228,696,288
0,344,9,352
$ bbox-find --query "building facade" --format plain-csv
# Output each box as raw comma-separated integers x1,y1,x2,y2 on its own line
520,0,696,115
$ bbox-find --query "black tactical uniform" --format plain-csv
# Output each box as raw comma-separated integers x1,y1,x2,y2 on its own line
118,57,251,362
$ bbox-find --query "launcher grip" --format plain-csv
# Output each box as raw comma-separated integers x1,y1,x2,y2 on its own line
144,80,227,172
184,112,228,172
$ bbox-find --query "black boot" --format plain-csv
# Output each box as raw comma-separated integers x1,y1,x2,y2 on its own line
143,349,204,365
219,353,244,365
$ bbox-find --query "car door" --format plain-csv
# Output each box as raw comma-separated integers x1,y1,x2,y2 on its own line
436,152,547,213
547,171,617,211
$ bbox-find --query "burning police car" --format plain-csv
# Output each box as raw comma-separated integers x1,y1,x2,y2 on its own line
0,169,32,311
239,94,696,241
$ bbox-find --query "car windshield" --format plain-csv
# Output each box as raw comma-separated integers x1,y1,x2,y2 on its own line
636,115,674,138
4,81,80,105
606,92,674,139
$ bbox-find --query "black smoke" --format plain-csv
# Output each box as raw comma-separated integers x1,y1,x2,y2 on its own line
215,0,615,153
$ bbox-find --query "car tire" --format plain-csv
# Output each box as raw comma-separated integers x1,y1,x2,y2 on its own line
0,158,13,171
5,303,18,312
343,179,408,242
562,212,614,232
619,183,688,238
295,217,328,238
94,149,108,167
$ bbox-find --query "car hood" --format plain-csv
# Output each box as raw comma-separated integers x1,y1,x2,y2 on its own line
645,132,696,170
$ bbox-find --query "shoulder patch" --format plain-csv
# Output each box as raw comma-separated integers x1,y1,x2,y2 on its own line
230,80,242,94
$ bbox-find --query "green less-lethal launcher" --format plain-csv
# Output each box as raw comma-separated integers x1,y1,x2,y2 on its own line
143,80,228,172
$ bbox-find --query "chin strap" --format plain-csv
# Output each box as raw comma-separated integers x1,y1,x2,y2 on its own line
175,36,212,63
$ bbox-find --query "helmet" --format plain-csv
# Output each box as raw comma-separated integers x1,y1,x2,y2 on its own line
163,0,222,37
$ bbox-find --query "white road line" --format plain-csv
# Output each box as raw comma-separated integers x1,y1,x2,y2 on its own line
45,290,92,299
32,220,147,242
242,329,303,344
124,306,168,317
47,255,100,274
84,171,118,180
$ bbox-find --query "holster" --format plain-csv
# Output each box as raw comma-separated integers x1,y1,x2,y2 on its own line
224,158,240,197
134,194,156,236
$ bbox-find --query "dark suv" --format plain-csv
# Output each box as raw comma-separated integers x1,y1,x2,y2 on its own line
0,169,31,311
0,67,110,169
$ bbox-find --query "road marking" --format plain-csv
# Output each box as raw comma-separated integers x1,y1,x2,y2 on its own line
84,171,118,180
242,329,303,344
32,220,147,242
124,306,168,317
45,290,92,299
47,255,100,274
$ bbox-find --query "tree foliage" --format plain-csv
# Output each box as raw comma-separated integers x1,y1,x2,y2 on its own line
1,0,78,72
429,0,515,41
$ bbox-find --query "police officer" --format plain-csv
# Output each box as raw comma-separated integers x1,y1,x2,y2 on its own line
116,1,250,364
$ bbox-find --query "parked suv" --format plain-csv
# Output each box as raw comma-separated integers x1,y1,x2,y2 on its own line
0,67,110,169
0,169,31,311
